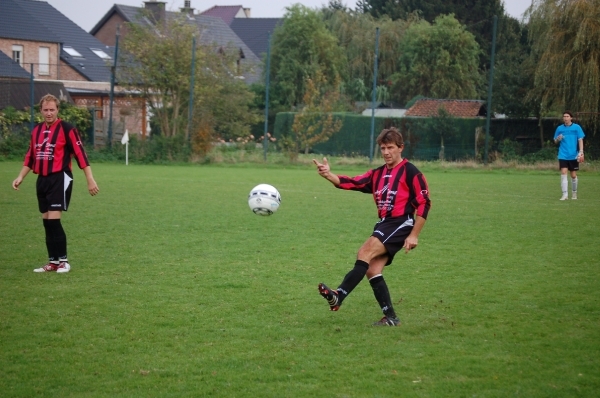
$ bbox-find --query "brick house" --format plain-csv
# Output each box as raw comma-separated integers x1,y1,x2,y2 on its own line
91,1,265,84
0,0,146,145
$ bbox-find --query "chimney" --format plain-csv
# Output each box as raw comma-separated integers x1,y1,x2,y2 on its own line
180,0,195,17
144,1,166,23
243,8,251,18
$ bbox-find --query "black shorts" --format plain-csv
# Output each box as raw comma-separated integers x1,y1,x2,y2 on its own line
371,215,414,266
559,159,579,171
36,171,73,213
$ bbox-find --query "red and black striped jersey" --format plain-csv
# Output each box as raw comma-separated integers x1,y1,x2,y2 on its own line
23,119,90,176
337,158,431,220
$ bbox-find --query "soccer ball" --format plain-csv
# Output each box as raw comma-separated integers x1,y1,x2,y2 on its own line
248,184,281,216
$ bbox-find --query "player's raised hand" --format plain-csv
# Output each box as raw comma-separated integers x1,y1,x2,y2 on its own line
312,157,330,176
313,157,341,186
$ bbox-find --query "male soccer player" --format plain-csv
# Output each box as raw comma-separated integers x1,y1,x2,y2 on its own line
554,111,585,200
313,127,431,326
12,94,99,273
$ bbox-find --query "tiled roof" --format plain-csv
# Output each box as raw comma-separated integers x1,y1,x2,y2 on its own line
0,0,112,82
200,5,244,25
230,18,281,58
0,79,72,110
0,50,32,79
195,15,261,83
90,4,155,35
0,0,60,43
405,98,486,118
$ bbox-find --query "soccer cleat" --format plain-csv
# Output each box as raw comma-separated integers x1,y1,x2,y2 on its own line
318,283,340,311
560,194,568,201
34,263,58,273
56,262,71,273
372,316,401,326
572,192,577,200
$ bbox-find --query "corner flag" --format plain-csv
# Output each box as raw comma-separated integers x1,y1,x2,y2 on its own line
121,130,129,145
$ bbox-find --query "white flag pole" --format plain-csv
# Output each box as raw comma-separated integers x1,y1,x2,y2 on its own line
121,129,130,165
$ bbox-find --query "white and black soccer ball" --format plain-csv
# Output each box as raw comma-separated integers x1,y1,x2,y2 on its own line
248,184,281,216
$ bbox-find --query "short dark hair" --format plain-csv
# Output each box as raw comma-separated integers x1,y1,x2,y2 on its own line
563,110,574,118
376,127,404,147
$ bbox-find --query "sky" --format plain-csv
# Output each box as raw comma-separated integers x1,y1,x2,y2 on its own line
43,0,532,33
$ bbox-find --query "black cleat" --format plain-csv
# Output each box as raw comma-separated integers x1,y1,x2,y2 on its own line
372,316,401,326
318,283,340,311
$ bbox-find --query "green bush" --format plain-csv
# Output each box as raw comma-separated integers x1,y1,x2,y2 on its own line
0,102,92,152
0,134,29,160
499,138,523,160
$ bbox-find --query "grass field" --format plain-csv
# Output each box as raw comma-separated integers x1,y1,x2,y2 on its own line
1,160,599,397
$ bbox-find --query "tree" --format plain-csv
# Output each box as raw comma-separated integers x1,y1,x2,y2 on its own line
492,17,538,118
357,0,506,72
527,0,600,129
270,4,346,108
391,14,482,104
288,72,343,158
325,10,409,102
119,14,259,147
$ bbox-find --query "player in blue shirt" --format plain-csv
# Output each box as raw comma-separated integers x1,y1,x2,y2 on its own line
553,111,585,200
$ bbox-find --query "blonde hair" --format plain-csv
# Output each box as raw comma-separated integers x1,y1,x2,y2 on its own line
39,94,60,108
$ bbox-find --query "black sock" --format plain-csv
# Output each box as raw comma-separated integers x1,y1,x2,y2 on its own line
48,219,68,262
369,275,397,318
42,219,58,263
337,260,369,302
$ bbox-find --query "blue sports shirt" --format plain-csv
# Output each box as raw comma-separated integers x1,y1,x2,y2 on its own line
554,123,585,160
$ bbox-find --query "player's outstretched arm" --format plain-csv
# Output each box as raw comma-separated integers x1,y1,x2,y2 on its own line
12,166,31,190
83,166,99,196
312,157,340,186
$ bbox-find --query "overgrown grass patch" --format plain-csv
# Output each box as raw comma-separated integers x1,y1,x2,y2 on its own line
1,162,599,397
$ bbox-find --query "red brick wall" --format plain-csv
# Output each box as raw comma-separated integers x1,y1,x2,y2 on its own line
58,60,87,81
0,38,60,79
93,14,129,46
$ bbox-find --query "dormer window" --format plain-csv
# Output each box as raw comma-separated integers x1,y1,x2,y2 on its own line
90,48,111,60
63,46,82,57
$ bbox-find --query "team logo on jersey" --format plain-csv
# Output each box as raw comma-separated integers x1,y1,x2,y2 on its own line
375,185,389,195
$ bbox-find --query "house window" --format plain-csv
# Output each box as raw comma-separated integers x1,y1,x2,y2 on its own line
12,45,24,66
63,46,82,57
39,47,50,75
90,48,111,60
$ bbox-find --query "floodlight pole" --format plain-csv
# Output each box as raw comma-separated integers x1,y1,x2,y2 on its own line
187,36,196,141
263,33,272,161
108,27,120,149
369,27,380,163
29,63,34,131
484,15,498,165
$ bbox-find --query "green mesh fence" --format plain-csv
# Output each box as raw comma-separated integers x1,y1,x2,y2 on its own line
274,113,600,161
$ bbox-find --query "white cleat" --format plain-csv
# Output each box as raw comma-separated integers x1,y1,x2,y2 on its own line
56,262,71,273
34,263,58,272
560,194,568,201
572,192,577,200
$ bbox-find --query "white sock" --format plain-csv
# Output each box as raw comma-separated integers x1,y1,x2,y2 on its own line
561,175,568,194
572,177,578,193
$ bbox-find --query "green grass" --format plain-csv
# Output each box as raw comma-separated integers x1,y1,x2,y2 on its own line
1,161,599,397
